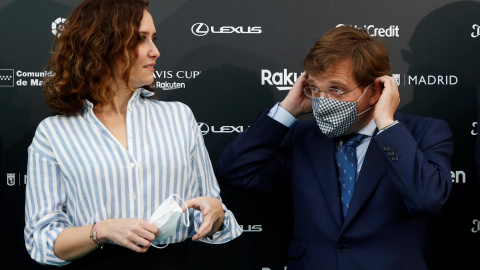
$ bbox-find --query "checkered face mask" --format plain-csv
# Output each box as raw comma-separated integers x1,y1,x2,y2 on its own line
312,85,371,138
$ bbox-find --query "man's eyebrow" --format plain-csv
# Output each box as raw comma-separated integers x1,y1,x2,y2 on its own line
328,79,349,87
306,78,315,85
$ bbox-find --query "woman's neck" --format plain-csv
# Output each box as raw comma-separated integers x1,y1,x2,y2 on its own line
96,80,135,114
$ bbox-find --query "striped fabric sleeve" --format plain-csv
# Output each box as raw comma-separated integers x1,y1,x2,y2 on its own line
185,107,243,243
24,121,71,266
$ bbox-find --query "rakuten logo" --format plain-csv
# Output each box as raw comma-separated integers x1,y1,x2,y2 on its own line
336,24,399,37
191,22,262,36
261,69,302,91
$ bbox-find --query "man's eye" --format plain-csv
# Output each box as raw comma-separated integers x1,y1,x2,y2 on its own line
330,88,343,95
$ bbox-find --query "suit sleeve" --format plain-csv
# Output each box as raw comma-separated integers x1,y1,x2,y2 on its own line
215,111,293,192
372,119,453,215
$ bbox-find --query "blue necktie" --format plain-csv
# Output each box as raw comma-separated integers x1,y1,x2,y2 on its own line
336,133,366,217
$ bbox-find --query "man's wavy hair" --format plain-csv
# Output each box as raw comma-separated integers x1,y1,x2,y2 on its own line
43,0,150,115
303,26,391,87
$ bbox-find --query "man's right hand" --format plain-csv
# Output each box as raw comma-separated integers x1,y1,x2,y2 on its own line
279,72,312,117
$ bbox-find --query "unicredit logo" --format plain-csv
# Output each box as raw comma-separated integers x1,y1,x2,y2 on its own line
191,22,262,36
336,24,399,37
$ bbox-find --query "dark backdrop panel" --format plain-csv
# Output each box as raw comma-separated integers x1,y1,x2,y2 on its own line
2,0,480,269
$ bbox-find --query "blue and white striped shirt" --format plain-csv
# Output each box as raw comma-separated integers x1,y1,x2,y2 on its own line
24,88,242,266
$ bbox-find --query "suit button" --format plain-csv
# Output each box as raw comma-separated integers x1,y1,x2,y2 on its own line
392,156,400,162
337,244,347,252
383,146,391,151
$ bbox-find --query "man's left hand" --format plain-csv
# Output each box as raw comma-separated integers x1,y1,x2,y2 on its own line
373,75,400,130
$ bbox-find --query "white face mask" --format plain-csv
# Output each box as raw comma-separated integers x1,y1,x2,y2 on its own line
148,194,190,249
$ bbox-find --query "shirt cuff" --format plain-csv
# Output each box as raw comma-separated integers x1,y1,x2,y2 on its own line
377,120,399,134
196,208,242,244
267,103,298,127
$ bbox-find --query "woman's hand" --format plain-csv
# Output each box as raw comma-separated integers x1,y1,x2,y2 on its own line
97,218,159,252
183,197,225,241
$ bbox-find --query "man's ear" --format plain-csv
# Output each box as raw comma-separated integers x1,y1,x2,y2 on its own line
369,82,382,105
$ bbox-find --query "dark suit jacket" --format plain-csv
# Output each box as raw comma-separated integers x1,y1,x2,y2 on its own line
215,111,453,270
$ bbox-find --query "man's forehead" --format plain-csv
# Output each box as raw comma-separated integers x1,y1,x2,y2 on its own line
306,59,355,85
307,72,351,86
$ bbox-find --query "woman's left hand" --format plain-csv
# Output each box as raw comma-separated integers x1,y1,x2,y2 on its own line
183,197,225,241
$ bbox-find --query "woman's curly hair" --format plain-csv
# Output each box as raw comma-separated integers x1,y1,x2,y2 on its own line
42,0,150,115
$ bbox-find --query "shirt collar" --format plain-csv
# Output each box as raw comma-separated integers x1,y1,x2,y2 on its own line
357,119,376,137
139,88,154,97
81,88,153,118
83,88,153,110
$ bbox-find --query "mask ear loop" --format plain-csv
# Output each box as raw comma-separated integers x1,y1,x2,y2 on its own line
356,84,375,116
355,84,371,102
172,194,190,228
150,194,190,249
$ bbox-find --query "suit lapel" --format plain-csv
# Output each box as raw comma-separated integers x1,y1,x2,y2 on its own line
341,136,387,231
308,129,343,228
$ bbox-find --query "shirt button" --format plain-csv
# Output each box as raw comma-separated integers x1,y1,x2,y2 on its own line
130,162,135,168
132,194,137,200
129,134,134,139
128,107,133,112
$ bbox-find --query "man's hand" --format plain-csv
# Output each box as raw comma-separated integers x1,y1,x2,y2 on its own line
279,72,312,117
373,75,400,130
183,197,225,241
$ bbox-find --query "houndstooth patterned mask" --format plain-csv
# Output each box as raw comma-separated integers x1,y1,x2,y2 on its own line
312,85,371,138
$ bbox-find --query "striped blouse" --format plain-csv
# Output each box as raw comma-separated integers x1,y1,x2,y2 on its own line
24,88,242,266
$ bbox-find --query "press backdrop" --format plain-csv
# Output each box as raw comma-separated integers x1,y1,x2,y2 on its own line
1,0,480,269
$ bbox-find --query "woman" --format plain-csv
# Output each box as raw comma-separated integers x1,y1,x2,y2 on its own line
24,0,241,268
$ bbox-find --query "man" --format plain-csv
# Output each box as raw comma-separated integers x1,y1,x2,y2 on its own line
215,26,453,270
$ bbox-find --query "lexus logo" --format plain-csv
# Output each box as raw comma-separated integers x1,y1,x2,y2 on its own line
191,22,262,36
198,122,210,135
191,23,209,36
